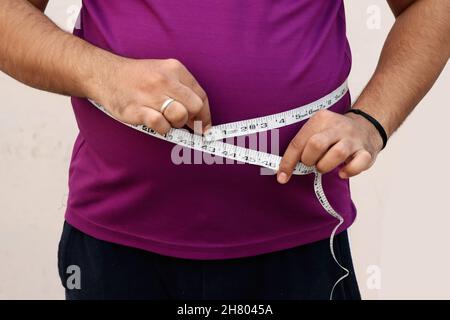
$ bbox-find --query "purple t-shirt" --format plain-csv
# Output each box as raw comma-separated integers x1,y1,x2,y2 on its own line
65,0,356,259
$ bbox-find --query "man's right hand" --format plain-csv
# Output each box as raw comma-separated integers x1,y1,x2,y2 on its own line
0,1,211,136
93,58,212,135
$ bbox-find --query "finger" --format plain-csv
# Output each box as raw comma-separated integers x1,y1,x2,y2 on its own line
180,75,212,133
165,58,211,132
339,149,373,179
190,96,212,133
301,129,341,167
187,107,212,134
277,120,324,184
161,98,189,128
277,138,302,184
168,82,204,121
281,109,335,162
123,106,171,135
315,139,355,174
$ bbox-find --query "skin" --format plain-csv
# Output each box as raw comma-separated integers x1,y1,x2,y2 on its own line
0,0,449,183
0,0,211,134
278,0,450,183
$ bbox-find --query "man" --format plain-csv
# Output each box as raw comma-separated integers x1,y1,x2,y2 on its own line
0,0,448,300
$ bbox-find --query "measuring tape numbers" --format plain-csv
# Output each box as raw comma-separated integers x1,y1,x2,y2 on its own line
88,79,350,300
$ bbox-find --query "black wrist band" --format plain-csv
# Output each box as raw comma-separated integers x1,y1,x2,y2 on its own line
345,108,388,150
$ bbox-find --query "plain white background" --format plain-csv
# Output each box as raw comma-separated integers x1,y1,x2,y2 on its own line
0,0,449,299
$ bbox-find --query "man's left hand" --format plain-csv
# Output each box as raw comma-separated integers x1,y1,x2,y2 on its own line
277,109,384,184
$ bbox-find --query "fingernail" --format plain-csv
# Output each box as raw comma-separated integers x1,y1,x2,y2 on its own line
277,172,289,184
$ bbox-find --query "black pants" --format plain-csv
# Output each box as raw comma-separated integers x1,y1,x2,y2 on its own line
57,222,361,300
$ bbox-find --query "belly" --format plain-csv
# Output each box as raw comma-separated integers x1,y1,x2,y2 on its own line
75,0,351,175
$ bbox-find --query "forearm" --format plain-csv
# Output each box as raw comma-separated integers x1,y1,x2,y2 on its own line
0,0,121,99
353,0,450,137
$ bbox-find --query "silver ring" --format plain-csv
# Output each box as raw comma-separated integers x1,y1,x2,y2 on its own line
160,98,176,115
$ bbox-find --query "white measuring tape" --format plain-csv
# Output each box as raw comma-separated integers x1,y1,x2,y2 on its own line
88,80,350,300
